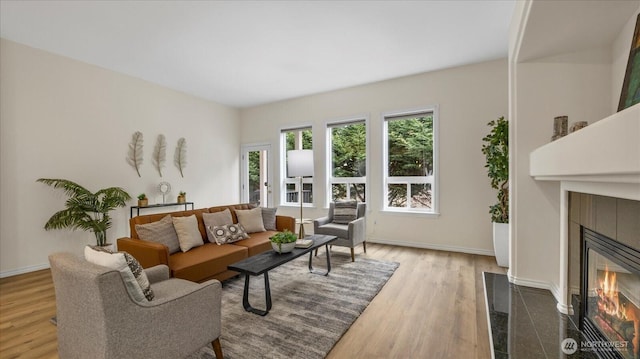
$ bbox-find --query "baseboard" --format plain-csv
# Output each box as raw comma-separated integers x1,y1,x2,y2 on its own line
367,237,495,256
0,263,50,278
509,274,569,314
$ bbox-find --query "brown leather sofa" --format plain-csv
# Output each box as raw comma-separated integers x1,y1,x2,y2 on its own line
117,204,295,283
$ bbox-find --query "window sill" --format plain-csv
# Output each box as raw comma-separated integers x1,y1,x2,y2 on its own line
380,209,440,218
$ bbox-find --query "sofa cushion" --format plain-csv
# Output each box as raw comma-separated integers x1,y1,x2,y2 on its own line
235,207,266,233
172,215,204,252
202,209,234,243
261,207,277,231
169,243,248,282
135,215,181,254
333,200,358,224
208,224,249,245
84,246,154,302
232,230,277,256
316,222,349,240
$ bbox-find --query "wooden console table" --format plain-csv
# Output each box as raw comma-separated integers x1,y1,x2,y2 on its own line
130,202,194,218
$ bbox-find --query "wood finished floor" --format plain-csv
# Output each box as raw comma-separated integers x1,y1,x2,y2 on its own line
0,243,505,359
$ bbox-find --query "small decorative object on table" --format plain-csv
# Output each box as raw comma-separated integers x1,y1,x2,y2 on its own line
177,191,186,203
569,121,588,133
551,115,568,141
295,238,313,249
269,230,297,254
137,193,148,207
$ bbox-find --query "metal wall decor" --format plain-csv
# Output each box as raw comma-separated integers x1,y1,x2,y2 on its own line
153,134,167,177
127,131,144,177
174,138,187,178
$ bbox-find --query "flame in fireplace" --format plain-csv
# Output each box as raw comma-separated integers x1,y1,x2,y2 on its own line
596,265,627,320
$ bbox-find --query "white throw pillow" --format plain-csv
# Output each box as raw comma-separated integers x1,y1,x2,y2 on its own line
84,246,151,302
235,207,266,233
172,215,205,252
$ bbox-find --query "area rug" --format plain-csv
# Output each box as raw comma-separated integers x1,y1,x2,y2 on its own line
205,253,399,359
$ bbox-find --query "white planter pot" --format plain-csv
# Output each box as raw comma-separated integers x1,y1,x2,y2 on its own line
493,222,509,268
271,241,296,254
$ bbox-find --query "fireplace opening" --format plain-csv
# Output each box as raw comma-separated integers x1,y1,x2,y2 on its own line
580,228,640,359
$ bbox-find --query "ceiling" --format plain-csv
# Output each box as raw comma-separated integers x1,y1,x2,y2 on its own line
0,1,515,108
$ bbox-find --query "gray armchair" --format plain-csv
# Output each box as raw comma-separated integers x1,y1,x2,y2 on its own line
313,202,366,261
48,252,223,359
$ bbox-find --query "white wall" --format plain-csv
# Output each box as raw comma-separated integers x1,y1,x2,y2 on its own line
240,59,508,255
509,3,639,297
0,39,240,276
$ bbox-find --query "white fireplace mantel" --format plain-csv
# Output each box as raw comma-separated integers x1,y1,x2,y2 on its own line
530,103,640,190
529,104,640,314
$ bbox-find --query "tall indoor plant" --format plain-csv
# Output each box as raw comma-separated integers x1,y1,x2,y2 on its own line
481,116,509,267
37,178,132,246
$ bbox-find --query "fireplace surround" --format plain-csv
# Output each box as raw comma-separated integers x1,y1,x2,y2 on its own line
578,228,640,359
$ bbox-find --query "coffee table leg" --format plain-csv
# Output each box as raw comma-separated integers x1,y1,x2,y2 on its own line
308,244,331,276
242,272,272,316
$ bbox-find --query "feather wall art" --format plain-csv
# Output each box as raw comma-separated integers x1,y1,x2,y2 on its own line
174,137,187,178
153,134,167,177
127,131,144,177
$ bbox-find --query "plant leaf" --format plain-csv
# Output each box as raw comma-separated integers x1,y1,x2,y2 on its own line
126,131,144,177
152,134,167,177
174,137,187,178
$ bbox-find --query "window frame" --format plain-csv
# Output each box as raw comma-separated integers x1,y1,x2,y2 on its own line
280,126,314,207
325,116,369,207
382,106,439,215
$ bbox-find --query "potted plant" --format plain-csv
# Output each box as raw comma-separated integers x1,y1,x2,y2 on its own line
177,191,186,203
269,229,298,254
137,193,148,207
481,116,509,267
37,178,132,247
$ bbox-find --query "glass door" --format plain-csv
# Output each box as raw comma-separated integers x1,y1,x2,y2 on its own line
241,144,272,207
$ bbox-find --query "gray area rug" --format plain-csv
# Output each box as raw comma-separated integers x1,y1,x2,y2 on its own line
195,253,399,359
52,252,398,359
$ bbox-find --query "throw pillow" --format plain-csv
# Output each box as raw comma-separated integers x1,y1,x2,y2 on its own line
333,200,358,224
202,209,234,243
208,224,249,245
84,246,154,302
134,215,181,254
172,215,204,252
235,207,266,233
261,207,277,231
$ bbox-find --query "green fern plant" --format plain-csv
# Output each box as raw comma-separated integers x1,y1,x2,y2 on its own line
37,178,132,246
481,116,509,223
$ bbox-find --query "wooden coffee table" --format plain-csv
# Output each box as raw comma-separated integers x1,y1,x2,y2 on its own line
227,234,337,316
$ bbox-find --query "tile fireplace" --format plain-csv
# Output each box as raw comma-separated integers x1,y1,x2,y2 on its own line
578,228,640,359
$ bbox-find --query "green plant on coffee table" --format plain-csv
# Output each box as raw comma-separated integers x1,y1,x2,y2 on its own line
179,191,186,196
37,178,132,246
137,193,147,200
270,229,297,252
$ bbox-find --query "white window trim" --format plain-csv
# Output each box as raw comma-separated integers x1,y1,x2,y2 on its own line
280,125,315,208
324,115,369,208
381,105,439,215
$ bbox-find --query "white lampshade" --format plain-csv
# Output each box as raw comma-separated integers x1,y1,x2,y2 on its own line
287,150,314,177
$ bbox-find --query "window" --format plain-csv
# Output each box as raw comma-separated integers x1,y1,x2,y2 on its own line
327,120,366,204
281,127,313,206
383,108,437,213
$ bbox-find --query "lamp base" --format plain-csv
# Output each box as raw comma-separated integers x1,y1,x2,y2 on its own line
298,223,305,239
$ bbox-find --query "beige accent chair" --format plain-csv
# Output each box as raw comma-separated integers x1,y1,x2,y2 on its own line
48,252,224,359
313,202,367,261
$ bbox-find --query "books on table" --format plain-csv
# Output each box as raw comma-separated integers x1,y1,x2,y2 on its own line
295,239,313,248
